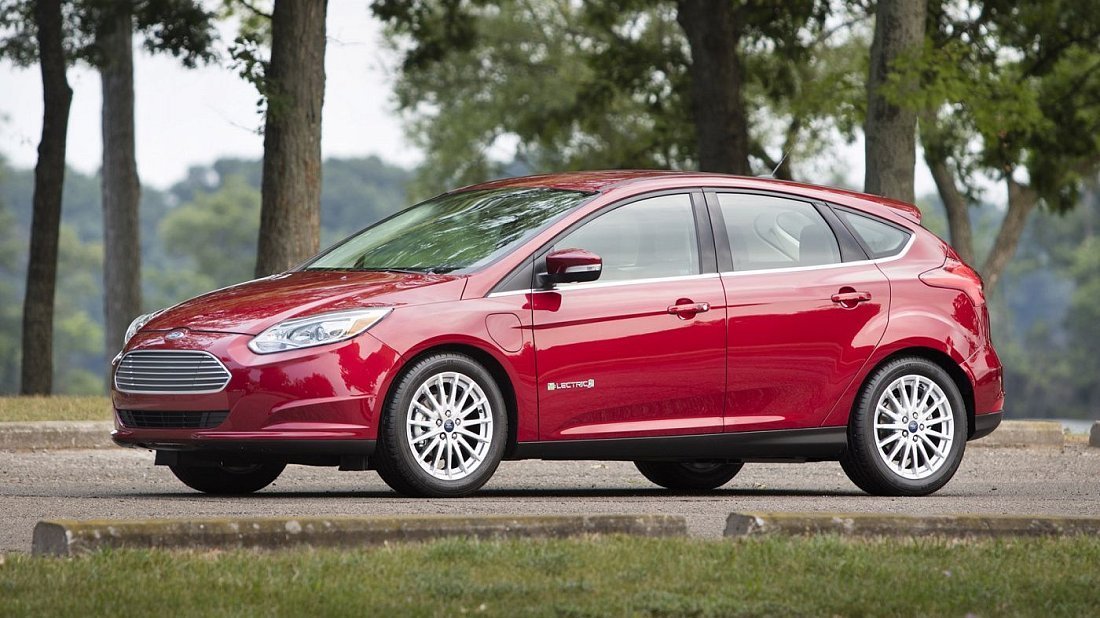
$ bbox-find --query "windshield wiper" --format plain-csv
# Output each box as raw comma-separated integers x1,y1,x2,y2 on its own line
306,266,429,275
358,267,432,275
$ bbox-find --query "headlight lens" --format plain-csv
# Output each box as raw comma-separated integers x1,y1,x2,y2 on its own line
123,310,164,346
247,308,392,354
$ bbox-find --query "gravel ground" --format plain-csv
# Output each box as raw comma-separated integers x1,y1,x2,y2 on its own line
2,443,1098,553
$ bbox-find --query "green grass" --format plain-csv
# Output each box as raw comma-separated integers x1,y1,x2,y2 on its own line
0,396,112,422
2,535,1099,617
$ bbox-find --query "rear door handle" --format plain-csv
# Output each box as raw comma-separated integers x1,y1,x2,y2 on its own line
667,301,710,318
831,290,872,305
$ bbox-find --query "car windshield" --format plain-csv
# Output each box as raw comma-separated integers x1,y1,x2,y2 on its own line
304,187,590,274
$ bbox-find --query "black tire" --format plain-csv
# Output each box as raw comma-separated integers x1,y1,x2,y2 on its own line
375,352,508,498
634,461,743,491
169,462,285,495
840,356,968,496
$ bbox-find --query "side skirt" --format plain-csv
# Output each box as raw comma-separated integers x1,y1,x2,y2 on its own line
509,427,847,463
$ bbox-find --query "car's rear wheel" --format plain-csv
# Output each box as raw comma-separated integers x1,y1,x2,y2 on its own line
840,356,967,496
375,353,507,498
634,461,743,490
169,462,285,494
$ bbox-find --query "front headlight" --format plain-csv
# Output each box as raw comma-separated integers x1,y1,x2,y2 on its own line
123,309,164,346
247,308,392,354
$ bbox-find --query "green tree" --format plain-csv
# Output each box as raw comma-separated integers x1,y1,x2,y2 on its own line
250,0,329,277
1,0,73,394
904,0,1100,292
373,0,860,197
52,225,105,392
91,0,216,367
2,0,216,391
864,0,926,203
156,175,262,300
0,164,22,391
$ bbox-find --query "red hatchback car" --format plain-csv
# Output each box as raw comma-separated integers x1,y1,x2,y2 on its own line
112,171,1003,498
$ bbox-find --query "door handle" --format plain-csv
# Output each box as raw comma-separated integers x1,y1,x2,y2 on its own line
831,290,872,306
667,301,710,318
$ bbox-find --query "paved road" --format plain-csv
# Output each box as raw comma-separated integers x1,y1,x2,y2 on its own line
2,444,1098,552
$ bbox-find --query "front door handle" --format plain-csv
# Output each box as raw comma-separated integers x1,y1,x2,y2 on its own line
831,289,872,307
667,300,710,319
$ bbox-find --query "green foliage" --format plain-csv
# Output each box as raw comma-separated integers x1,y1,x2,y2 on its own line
157,175,261,295
374,0,865,197
885,1,1100,211
52,225,107,386
0,156,410,395
3,536,1100,616
0,165,21,391
0,0,217,68
1065,235,1100,412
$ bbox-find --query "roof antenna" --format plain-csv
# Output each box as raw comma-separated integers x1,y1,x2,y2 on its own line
761,149,790,179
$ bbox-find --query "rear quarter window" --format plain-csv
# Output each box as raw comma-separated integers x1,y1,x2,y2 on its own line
836,209,912,259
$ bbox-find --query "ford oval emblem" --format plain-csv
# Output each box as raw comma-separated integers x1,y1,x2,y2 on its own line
165,330,185,341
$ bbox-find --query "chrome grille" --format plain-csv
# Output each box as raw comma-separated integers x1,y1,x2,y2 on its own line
114,350,231,394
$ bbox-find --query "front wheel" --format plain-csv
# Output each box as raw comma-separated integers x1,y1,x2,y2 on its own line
169,462,285,494
375,353,508,498
634,461,743,491
840,357,967,496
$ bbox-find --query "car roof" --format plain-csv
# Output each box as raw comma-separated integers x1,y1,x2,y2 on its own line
457,170,923,224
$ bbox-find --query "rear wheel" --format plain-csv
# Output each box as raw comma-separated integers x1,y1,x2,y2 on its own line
634,461,743,491
375,353,507,498
840,356,967,496
169,462,285,495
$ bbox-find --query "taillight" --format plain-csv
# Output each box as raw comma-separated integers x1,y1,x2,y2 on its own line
919,256,985,305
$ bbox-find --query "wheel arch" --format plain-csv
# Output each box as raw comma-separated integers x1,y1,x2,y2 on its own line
383,341,521,457
855,347,977,439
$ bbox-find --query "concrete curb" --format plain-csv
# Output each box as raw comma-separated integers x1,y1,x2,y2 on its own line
725,512,1100,539
31,514,687,556
970,420,1063,448
1090,422,1100,448
0,421,114,451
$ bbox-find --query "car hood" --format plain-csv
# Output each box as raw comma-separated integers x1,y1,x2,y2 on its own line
143,270,468,335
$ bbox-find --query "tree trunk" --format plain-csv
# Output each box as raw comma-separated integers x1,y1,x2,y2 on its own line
864,0,926,204
20,0,73,394
676,0,751,175
99,6,142,358
255,0,327,277
924,148,975,264
981,178,1038,294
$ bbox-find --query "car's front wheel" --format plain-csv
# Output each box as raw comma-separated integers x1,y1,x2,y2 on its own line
169,462,285,494
375,353,508,498
634,461,743,490
840,356,967,496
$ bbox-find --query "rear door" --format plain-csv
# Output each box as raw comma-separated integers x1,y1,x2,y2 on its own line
708,191,891,432
531,191,727,441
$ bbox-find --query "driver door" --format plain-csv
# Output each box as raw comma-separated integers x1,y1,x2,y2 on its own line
531,192,727,441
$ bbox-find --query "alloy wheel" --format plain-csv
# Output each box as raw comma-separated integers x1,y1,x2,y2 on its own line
873,374,955,480
405,371,494,481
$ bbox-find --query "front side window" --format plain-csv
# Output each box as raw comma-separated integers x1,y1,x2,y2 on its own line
553,194,700,283
306,188,589,273
718,193,841,271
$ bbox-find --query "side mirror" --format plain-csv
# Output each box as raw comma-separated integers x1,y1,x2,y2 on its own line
540,248,602,287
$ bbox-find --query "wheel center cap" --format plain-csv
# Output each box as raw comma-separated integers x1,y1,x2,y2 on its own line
444,419,455,432
908,421,919,433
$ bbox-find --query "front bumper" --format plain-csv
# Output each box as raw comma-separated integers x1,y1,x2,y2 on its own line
110,328,401,455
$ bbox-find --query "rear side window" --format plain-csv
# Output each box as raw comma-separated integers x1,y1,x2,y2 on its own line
553,193,699,283
837,210,911,258
717,194,841,271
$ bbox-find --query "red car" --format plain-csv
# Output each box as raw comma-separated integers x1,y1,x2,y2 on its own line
112,171,1003,498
